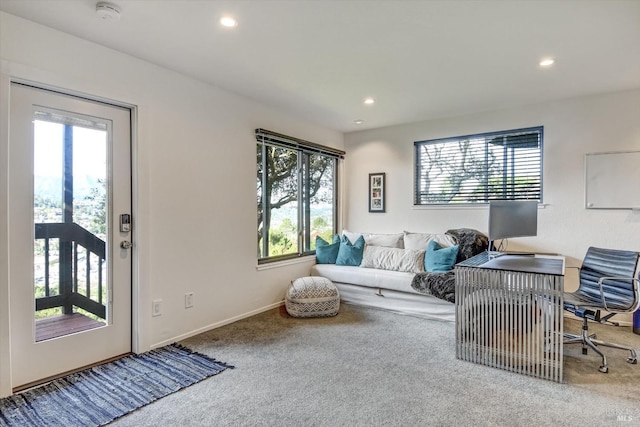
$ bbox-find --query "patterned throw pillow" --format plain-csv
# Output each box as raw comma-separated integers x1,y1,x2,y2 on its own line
336,235,366,266
360,245,425,273
315,235,341,264
424,240,459,272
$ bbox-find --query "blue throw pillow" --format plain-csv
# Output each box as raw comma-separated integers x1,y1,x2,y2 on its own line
315,235,341,264
336,235,366,266
424,240,459,272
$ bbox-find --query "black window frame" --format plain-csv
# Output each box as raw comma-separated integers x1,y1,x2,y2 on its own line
414,126,543,205
256,128,344,264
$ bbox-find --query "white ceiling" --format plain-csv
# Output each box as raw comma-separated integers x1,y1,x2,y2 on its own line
1,0,639,132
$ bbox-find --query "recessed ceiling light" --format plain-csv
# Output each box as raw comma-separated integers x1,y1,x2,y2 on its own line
363,97,375,105
539,58,555,67
354,120,364,124
219,16,238,28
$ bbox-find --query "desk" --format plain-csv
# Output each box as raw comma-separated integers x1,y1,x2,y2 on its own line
455,253,564,382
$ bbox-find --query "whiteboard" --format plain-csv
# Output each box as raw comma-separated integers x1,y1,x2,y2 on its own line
585,151,640,209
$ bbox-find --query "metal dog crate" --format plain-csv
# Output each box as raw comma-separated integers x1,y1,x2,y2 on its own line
455,255,564,383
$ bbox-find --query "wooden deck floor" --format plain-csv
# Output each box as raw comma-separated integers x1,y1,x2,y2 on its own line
35,313,105,342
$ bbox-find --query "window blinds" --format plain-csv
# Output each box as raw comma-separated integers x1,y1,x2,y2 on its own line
414,127,543,204
255,128,345,159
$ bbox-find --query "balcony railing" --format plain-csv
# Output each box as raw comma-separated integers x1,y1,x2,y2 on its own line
35,222,106,320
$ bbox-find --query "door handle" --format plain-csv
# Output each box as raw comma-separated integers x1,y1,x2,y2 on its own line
120,240,132,249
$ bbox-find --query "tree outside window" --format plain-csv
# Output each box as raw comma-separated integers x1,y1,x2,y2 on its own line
414,127,542,205
256,130,341,262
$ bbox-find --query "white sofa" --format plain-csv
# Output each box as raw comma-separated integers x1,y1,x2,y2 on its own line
310,228,489,322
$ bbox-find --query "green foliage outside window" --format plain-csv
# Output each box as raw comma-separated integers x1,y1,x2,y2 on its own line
257,131,340,261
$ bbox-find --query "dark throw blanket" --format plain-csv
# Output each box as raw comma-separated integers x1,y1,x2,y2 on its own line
411,271,456,303
410,228,489,303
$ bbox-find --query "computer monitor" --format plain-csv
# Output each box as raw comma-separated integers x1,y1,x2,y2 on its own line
488,200,538,252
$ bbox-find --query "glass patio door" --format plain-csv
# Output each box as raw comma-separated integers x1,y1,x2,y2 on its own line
8,83,132,390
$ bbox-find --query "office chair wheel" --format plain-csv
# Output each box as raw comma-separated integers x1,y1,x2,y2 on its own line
627,357,637,364
599,365,608,373
582,348,588,355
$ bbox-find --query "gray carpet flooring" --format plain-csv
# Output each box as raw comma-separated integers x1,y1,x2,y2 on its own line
111,304,640,426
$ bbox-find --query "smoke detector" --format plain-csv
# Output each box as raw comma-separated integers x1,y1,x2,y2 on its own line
96,2,121,20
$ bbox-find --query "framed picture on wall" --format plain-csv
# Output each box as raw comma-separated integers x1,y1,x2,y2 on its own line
369,172,385,213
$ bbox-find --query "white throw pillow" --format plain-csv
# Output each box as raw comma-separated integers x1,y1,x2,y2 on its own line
342,229,363,245
360,245,425,273
342,230,404,248
403,231,457,251
365,233,404,248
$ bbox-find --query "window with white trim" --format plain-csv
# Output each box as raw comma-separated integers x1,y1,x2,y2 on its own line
256,129,344,263
414,126,543,205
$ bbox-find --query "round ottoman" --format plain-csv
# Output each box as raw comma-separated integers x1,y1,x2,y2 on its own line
285,276,340,318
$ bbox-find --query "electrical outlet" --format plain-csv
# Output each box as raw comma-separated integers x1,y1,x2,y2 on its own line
185,292,194,309
152,299,162,316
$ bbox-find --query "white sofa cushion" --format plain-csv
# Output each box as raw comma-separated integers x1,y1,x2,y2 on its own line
403,231,457,251
360,245,425,273
310,264,420,294
342,229,404,248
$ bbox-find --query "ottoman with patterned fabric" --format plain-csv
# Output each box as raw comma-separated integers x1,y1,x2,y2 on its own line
285,276,340,318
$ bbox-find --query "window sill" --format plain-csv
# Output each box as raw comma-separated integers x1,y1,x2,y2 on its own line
256,255,316,271
412,204,486,210
412,203,548,210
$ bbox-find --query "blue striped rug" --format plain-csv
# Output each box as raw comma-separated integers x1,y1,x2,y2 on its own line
0,343,233,426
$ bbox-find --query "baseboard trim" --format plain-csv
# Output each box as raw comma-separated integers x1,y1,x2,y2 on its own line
150,300,284,349
150,303,632,349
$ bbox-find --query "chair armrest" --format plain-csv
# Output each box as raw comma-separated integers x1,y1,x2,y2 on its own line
598,276,640,313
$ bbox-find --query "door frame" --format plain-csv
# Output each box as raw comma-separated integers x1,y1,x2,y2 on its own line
0,75,142,396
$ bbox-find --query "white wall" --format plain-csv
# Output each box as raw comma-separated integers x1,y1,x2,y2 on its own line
0,12,343,395
2,9,639,397
344,89,640,268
